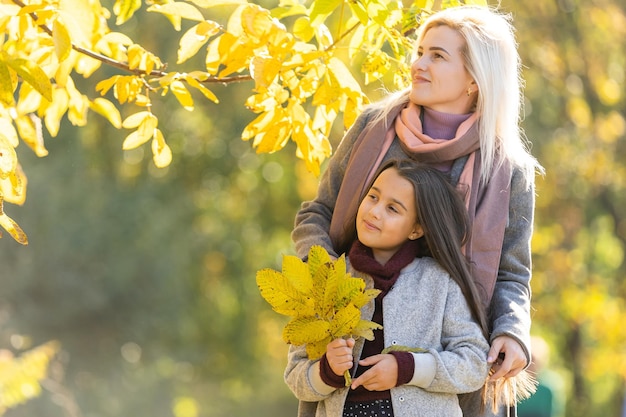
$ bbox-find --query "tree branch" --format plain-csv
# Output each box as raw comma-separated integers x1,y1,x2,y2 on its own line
10,0,252,84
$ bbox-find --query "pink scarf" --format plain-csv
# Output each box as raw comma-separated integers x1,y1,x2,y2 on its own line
330,101,512,304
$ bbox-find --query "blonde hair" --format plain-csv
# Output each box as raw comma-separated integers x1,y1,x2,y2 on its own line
369,6,543,187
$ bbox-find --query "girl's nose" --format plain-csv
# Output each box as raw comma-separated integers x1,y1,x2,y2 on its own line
369,204,382,219
411,55,426,72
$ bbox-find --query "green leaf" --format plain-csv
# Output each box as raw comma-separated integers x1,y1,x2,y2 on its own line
381,345,428,354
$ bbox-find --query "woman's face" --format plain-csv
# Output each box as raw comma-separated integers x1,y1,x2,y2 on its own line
356,168,422,265
409,25,476,114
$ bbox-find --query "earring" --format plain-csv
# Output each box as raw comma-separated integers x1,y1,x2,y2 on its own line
466,87,473,96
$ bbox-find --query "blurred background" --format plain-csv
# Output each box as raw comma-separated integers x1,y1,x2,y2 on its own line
0,0,624,416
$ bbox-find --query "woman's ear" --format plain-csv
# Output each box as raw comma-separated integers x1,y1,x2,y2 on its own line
409,225,424,240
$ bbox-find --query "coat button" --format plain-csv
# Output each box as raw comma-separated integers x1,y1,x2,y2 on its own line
391,340,398,345
399,396,405,402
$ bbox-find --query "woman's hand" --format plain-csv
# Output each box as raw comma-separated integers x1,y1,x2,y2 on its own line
326,338,355,376
488,335,527,380
350,354,398,391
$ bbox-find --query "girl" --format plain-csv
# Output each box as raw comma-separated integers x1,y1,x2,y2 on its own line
285,160,491,417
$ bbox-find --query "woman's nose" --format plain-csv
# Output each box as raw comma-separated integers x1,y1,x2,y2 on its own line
411,56,426,72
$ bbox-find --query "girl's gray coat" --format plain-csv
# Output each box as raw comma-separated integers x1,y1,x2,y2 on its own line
284,257,491,417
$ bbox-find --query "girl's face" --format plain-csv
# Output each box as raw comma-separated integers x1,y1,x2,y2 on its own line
409,25,476,114
356,168,423,265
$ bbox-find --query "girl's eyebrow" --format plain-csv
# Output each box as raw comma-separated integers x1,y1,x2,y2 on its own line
372,185,408,212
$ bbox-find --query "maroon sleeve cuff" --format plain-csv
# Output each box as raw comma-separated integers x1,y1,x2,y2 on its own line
390,351,415,386
319,354,349,388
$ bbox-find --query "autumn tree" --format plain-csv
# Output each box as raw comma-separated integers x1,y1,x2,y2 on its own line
0,0,487,245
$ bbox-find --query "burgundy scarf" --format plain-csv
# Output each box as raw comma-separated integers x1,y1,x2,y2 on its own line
330,101,512,305
348,239,422,296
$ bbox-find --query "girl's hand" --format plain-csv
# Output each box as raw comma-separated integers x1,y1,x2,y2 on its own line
350,354,398,391
326,338,355,376
488,335,527,380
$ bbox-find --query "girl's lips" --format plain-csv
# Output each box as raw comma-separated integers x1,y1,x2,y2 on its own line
362,219,379,231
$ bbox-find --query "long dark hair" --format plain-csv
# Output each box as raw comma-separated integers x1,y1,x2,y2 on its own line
350,159,488,336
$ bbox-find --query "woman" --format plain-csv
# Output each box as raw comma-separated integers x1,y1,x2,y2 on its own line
291,5,543,417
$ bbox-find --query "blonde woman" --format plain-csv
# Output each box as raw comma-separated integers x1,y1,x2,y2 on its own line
291,6,543,417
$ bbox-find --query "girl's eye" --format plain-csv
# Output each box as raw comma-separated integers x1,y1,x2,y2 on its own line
388,205,399,214
433,52,444,60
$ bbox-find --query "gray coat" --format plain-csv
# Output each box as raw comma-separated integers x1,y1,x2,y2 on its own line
284,257,491,417
291,108,535,416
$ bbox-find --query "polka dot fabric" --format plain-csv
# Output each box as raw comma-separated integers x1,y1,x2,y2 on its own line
343,399,394,417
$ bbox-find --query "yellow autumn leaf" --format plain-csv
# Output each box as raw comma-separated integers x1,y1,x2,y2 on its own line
282,317,330,346
0,117,19,148
122,114,158,150
0,61,15,107
0,164,27,206
253,120,290,154
242,109,277,141
249,54,281,92
44,88,69,137
4,58,52,103
240,4,275,40
151,128,172,168
96,75,120,96
185,76,219,104
122,111,152,129
14,114,47,157
169,80,194,111
281,254,314,295
114,0,142,25
177,20,221,64
329,303,361,337
292,16,314,42
52,19,72,62
0,134,17,179
127,44,143,70
90,98,122,128
352,319,383,341
256,267,316,317
305,336,332,361
0,193,27,245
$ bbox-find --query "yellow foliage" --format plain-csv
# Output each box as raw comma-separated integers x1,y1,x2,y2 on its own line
256,246,381,360
0,0,475,246
0,341,59,413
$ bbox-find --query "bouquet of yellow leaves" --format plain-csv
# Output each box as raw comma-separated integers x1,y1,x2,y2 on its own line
256,246,381,384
